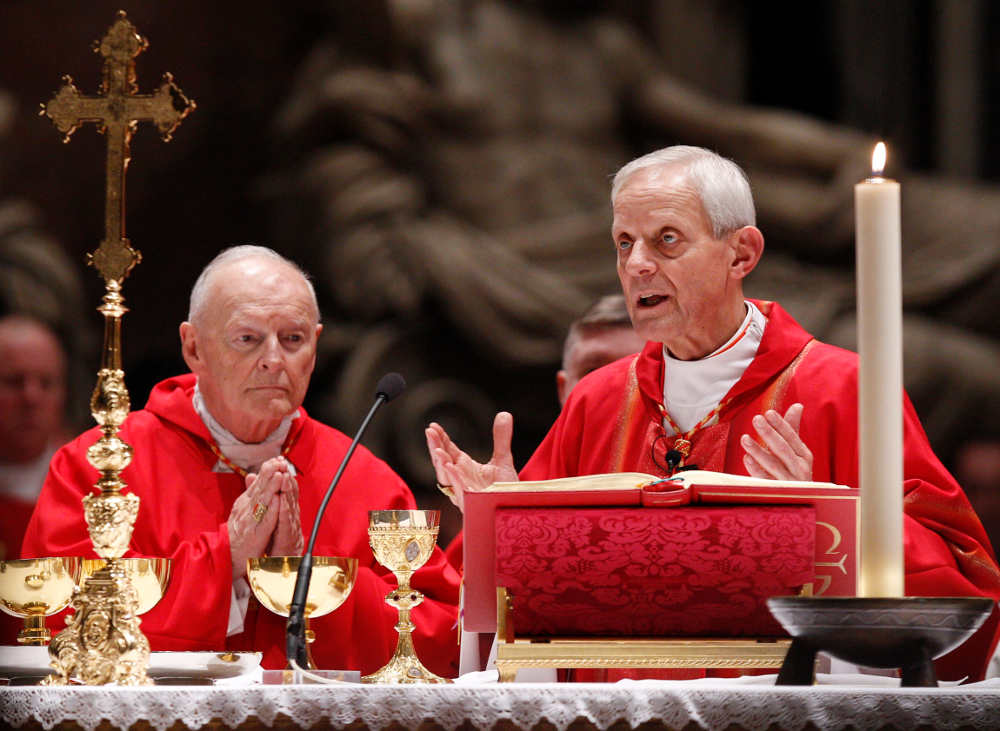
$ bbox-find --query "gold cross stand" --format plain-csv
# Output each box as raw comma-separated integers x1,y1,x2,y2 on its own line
39,11,194,685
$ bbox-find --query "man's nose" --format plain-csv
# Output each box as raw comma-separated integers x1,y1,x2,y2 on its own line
258,335,285,370
623,238,657,277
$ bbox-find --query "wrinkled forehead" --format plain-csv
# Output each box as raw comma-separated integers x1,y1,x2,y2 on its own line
612,166,708,228
204,259,319,327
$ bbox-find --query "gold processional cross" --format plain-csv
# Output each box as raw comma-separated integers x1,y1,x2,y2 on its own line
39,11,194,686
43,9,195,282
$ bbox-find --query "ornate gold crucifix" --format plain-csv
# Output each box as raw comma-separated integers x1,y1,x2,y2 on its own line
42,9,195,283
39,11,194,686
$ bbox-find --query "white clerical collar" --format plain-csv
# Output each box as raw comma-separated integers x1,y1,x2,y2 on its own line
662,301,766,434
192,382,298,476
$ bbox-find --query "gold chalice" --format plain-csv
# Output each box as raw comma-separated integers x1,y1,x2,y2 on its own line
0,558,83,645
362,509,449,683
246,556,358,669
80,558,172,615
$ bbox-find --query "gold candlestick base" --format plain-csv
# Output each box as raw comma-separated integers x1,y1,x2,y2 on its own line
362,591,449,684
44,560,151,686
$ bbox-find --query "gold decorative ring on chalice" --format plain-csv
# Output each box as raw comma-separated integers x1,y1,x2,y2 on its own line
252,502,268,523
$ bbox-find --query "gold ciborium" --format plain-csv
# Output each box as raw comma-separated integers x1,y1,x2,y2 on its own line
363,510,449,683
247,556,358,669
0,558,83,645
80,558,172,615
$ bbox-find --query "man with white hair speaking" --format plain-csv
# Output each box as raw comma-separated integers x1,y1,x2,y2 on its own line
427,146,1000,682
24,245,460,676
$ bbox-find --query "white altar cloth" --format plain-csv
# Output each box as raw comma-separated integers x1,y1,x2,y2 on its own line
3,677,1000,731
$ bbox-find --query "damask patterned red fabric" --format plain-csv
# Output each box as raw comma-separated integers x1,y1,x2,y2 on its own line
495,505,814,637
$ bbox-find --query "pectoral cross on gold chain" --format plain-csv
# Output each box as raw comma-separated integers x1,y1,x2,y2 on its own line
656,398,730,473
41,10,195,283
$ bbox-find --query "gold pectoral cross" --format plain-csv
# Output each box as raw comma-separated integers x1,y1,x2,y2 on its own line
42,10,195,283
672,438,692,458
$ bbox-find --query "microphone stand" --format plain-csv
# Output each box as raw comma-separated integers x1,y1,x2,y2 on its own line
285,374,404,670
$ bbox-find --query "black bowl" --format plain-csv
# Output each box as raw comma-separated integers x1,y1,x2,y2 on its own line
767,596,995,686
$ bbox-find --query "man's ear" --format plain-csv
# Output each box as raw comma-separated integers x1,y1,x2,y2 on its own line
309,322,324,371
179,322,201,373
556,370,568,406
729,225,764,280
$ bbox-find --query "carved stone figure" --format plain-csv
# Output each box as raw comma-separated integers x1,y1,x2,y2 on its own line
263,1,1000,482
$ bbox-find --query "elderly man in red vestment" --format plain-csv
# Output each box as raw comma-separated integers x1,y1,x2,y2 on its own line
427,146,1000,681
22,245,460,675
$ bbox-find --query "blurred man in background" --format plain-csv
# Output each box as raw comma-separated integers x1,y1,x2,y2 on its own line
0,315,70,560
0,315,71,646
556,294,645,406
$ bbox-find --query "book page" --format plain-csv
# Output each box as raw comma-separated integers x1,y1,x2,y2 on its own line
487,470,848,492
487,472,656,492
670,470,847,490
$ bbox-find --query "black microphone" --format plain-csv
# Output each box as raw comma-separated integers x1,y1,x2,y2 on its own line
285,372,406,669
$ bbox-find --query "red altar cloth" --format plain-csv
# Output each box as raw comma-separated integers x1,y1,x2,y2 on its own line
495,505,815,638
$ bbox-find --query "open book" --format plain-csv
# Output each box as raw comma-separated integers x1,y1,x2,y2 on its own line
463,470,859,633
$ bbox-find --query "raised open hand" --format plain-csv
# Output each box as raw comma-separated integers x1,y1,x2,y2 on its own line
740,402,813,481
425,411,519,512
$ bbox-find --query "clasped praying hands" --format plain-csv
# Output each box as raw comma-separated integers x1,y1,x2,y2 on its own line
227,456,304,580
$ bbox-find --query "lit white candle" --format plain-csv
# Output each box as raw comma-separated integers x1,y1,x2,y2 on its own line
855,142,905,597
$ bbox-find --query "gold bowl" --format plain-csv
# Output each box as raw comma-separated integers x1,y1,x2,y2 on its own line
0,557,83,645
247,556,357,619
80,557,172,615
247,556,358,669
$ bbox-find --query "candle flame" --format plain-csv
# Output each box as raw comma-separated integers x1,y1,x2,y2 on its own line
871,142,887,178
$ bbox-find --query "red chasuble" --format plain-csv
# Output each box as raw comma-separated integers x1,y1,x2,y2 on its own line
520,301,1000,682
21,374,461,676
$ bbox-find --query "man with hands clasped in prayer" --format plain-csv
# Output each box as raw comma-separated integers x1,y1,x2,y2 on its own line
24,245,460,675
427,146,1000,682
177,253,314,582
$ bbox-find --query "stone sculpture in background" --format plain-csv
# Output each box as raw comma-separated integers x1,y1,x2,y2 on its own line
262,0,1000,494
